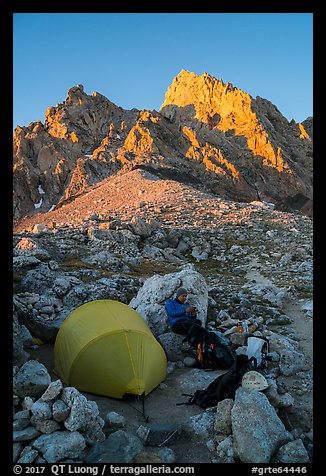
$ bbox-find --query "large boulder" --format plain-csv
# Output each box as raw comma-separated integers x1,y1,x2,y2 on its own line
231,387,292,463
129,264,208,337
13,360,51,399
32,430,86,463
267,333,305,376
85,430,144,463
157,332,186,361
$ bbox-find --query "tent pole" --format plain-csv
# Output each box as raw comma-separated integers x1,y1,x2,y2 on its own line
142,392,149,422
142,392,145,418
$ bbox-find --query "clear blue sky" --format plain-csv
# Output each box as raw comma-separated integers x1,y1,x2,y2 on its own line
13,13,313,129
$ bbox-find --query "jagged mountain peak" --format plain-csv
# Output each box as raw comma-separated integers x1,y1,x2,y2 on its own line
161,69,238,110
172,69,234,87
13,70,313,222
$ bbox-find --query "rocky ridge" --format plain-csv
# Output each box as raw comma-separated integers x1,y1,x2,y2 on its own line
13,70,313,221
13,168,313,464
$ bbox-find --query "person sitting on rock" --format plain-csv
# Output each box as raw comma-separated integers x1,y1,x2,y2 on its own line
165,287,205,347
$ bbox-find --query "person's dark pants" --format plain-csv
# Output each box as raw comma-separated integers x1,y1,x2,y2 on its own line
171,319,205,347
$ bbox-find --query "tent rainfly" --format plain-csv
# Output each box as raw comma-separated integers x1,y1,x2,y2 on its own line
53,299,167,399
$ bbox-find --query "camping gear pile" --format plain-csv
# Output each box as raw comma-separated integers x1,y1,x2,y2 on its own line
178,334,270,409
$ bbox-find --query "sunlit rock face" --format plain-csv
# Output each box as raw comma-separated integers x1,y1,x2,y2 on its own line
13,71,313,220
160,70,312,211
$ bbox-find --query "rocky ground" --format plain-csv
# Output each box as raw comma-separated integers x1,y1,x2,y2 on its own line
13,169,313,464
26,344,217,463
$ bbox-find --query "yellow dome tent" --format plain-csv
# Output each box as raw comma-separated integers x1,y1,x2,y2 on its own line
53,299,167,399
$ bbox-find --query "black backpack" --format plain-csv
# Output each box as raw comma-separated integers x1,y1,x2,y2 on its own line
196,330,235,370
177,354,256,409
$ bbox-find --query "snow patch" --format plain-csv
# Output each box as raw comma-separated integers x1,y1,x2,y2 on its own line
262,201,275,209
34,199,43,209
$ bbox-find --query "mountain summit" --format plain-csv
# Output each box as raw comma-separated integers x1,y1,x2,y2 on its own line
13,71,313,221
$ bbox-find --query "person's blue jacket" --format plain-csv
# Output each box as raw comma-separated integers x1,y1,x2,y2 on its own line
165,298,194,327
